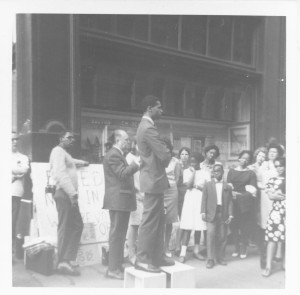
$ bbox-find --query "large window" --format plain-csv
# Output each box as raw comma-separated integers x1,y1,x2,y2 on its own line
181,16,207,54
208,16,233,60
233,17,255,65
116,15,148,41
150,15,179,48
80,15,258,67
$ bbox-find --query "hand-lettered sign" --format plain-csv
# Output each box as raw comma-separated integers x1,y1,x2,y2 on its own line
31,163,110,246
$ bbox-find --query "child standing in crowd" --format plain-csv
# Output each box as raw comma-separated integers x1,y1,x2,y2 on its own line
178,152,210,263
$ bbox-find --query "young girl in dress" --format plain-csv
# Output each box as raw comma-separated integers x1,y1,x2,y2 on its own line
178,152,210,263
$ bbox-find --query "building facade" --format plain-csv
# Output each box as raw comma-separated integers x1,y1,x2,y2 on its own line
15,14,286,165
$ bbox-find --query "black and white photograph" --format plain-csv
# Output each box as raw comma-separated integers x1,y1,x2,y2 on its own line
1,0,300,293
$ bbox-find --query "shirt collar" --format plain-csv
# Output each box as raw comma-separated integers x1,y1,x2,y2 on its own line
113,145,123,156
142,115,155,126
214,178,223,184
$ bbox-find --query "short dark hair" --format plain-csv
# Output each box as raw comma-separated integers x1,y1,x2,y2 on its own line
238,150,253,163
59,129,72,140
213,163,224,171
141,95,160,112
190,152,204,164
178,147,191,159
204,144,220,159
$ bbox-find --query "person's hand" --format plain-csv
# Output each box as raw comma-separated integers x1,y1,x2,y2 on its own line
189,166,195,172
228,183,234,189
225,216,234,224
70,194,78,207
201,213,207,222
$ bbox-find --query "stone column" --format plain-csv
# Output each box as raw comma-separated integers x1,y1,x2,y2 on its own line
16,14,81,161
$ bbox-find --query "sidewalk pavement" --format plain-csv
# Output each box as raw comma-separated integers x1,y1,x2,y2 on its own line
12,245,284,288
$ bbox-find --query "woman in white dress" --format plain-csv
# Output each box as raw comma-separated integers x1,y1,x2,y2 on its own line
178,152,210,263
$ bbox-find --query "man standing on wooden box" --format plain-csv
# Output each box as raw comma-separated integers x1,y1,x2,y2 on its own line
103,130,140,280
201,164,234,269
50,130,89,276
135,95,174,273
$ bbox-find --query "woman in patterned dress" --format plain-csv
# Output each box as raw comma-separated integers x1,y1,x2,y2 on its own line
262,157,286,277
258,143,285,267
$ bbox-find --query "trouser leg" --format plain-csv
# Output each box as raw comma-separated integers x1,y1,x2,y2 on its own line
217,216,228,260
108,210,130,271
12,196,21,252
55,191,83,264
137,193,164,266
206,222,216,260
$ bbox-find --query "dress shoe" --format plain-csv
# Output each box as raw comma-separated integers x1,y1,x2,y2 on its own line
160,255,175,266
206,259,215,269
261,268,271,277
193,252,205,261
135,261,161,273
106,269,124,280
178,256,186,263
70,260,79,268
240,252,247,259
57,262,81,276
217,259,227,266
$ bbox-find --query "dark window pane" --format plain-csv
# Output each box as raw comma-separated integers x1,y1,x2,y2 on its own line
164,79,184,116
233,17,255,65
208,16,232,60
95,15,113,33
151,15,179,48
116,71,135,110
116,15,148,41
81,64,96,106
181,16,207,54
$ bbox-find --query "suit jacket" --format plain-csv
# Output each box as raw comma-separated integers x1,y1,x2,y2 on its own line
136,117,171,194
201,179,233,222
102,147,139,211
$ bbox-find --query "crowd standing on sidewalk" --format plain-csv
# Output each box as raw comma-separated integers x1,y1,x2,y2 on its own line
12,95,286,282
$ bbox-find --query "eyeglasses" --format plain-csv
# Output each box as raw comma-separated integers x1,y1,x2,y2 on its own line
274,165,283,168
65,136,75,140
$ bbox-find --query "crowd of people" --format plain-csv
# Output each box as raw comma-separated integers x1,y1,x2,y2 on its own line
12,95,286,282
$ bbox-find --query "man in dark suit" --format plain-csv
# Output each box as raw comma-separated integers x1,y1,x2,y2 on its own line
103,130,140,280
135,95,174,273
201,164,234,269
